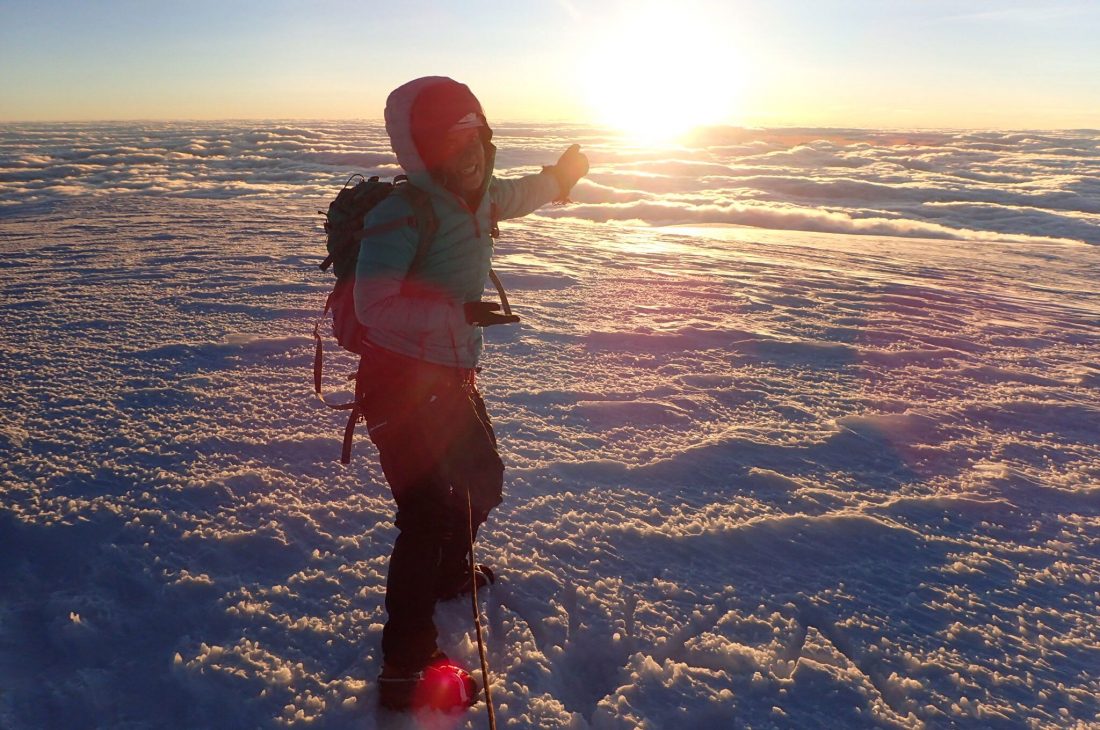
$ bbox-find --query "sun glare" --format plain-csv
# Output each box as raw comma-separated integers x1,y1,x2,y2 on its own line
581,8,743,141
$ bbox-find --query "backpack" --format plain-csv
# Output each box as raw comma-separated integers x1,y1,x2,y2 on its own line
317,174,438,355
311,173,437,463
311,173,510,464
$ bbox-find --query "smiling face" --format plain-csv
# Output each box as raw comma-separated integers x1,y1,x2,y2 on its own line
437,127,486,195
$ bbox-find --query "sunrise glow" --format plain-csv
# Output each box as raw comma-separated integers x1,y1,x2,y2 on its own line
580,9,744,141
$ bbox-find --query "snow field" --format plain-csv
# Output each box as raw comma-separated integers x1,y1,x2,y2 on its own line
1,123,1099,728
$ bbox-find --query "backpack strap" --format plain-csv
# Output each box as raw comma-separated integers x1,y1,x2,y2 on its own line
341,402,360,464
398,183,439,274
486,202,510,315
488,269,511,316
312,316,358,410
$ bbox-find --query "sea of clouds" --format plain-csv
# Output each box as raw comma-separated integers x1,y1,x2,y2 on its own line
2,119,1099,727
2,121,1098,245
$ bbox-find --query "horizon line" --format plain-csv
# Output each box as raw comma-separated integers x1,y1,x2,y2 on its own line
0,117,1097,135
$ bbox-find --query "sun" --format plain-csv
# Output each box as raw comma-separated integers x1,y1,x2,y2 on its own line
581,8,744,141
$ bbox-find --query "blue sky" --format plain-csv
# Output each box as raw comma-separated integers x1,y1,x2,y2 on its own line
1,0,1098,128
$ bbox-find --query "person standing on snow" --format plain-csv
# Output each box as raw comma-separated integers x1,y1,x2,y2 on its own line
353,76,589,711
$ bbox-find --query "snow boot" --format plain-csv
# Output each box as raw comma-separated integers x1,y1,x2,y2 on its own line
378,652,479,712
437,563,495,601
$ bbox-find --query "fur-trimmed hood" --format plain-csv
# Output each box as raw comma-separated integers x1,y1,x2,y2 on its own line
383,76,494,194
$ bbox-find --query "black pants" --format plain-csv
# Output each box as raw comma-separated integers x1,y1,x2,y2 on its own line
360,347,504,671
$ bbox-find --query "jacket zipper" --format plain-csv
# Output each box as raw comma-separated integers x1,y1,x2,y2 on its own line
451,190,482,238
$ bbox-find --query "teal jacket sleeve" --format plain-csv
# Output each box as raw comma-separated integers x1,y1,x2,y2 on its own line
489,170,561,220
353,195,464,334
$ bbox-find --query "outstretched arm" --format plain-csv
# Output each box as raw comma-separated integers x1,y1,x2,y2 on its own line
490,145,590,220
489,168,560,221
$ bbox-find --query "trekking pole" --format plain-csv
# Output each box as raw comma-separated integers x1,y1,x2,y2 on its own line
467,492,497,730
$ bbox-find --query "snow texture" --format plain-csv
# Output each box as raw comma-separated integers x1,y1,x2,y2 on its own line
1,122,1099,729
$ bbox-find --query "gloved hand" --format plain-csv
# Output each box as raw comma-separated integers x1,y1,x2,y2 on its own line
464,301,520,327
544,144,589,200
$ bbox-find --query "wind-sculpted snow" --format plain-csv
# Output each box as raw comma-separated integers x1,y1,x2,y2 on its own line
1,129,1100,728
2,121,1100,244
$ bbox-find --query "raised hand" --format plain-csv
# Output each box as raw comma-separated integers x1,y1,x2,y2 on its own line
545,144,590,199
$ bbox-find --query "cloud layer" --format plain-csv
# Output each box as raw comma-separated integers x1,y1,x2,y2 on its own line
1,121,1098,244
